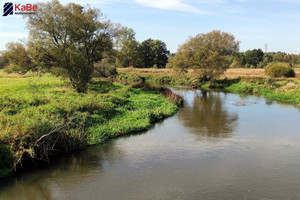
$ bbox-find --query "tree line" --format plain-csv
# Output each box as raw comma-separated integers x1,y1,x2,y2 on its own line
230,49,300,69
0,0,298,92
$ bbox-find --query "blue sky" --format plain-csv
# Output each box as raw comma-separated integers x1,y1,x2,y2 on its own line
1,0,300,53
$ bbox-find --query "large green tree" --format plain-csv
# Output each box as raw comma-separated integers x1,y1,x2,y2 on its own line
138,39,170,68
114,25,140,68
26,0,113,92
244,49,264,67
169,30,240,81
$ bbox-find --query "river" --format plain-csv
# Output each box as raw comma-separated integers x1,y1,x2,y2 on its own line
1,87,300,200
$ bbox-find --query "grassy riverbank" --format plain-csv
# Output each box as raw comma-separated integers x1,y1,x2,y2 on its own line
0,73,182,177
224,78,300,107
117,68,300,107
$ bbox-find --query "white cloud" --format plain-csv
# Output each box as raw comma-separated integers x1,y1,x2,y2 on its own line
134,0,211,14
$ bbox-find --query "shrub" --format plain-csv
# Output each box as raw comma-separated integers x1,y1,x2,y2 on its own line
265,77,276,87
0,144,14,170
94,59,117,77
265,62,295,77
257,62,266,68
0,54,9,69
244,63,253,68
4,64,22,74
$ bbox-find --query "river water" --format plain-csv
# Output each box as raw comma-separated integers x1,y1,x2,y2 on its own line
1,88,300,200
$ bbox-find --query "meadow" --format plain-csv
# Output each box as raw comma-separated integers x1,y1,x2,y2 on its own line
118,67,300,78
0,71,182,177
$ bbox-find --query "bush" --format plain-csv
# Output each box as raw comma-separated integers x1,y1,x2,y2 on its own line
0,144,14,177
245,63,252,68
265,62,295,77
94,59,117,77
4,64,23,74
0,144,14,170
0,54,9,69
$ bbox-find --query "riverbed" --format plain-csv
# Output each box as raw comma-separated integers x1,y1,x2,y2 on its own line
1,87,300,200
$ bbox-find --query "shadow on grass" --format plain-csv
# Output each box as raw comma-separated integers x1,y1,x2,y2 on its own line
210,78,241,89
89,80,122,93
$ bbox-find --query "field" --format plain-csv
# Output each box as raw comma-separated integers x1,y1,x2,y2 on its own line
0,71,182,177
118,68,300,78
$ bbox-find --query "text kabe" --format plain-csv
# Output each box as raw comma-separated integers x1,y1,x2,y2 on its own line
15,4,38,12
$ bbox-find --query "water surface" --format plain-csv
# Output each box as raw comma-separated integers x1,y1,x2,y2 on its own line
1,88,300,200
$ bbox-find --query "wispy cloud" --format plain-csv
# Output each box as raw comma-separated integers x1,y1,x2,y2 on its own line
134,0,211,14
195,0,226,3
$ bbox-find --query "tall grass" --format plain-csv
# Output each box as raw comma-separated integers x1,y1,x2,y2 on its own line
225,78,300,106
0,75,181,177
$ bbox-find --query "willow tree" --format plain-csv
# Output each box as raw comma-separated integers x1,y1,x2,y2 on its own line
2,42,36,74
26,0,113,92
169,30,240,82
113,25,140,68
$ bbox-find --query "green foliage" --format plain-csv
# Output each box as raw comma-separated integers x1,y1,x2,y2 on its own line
117,73,145,83
0,76,180,176
283,54,298,67
87,88,179,144
169,30,240,82
0,53,9,69
225,79,300,107
0,144,14,177
113,27,170,69
94,59,117,77
265,77,276,87
25,0,114,92
113,25,141,68
3,42,35,74
261,53,274,67
230,58,243,68
255,52,300,68
113,24,136,50
243,49,264,68
137,39,170,68
273,52,285,62
117,40,140,68
265,62,295,77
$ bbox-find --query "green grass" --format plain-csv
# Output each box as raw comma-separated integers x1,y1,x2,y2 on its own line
0,75,180,177
225,78,300,107
117,69,300,107
117,71,195,86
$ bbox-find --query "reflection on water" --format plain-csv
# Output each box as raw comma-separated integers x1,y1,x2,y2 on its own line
0,140,123,200
178,90,238,138
1,88,300,200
